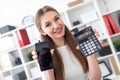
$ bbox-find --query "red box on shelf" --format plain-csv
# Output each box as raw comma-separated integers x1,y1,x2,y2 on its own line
15,29,30,47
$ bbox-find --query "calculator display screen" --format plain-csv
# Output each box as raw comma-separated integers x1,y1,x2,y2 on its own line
77,31,92,40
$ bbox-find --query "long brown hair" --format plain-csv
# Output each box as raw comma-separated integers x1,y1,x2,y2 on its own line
35,6,88,80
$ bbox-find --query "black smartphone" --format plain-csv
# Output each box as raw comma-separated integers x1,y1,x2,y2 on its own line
35,41,54,71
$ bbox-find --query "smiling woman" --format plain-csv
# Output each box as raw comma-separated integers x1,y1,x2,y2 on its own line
32,5,102,80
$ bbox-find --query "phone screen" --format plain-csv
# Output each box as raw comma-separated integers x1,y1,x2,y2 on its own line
35,41,54,71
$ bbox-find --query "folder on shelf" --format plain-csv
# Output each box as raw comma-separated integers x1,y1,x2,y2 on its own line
103,15,113,35
107,14,119,34
15,29,30,47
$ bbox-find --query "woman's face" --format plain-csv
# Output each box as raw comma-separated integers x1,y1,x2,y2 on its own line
40,11,65,40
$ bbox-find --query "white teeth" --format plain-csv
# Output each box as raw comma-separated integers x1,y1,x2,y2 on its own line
54,28,61,33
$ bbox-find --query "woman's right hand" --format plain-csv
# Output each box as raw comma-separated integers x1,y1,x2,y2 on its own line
32,48,55,80
32,48,39,63
32,48,54,63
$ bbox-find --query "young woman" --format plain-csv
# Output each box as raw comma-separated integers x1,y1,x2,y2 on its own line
32,6,101,80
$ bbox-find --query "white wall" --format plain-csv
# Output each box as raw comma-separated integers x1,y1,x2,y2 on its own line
0,0,74,27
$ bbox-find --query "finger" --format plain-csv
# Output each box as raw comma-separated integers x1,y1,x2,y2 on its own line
94,29,100,38
32,55,39,63
32,55,38,60
76,45,80,50
32,49,37,55
50,49,54,55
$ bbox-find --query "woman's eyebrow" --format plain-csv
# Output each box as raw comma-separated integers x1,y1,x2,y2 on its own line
54,15,59,18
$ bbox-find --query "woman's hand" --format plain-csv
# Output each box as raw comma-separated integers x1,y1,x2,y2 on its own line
76,46,101,80
32,48,54,63
32,48,38,63
32,48,55,80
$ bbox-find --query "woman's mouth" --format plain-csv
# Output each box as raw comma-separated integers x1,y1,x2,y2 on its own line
54,28,62,34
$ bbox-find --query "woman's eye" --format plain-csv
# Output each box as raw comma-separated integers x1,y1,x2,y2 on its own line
45,23,51,27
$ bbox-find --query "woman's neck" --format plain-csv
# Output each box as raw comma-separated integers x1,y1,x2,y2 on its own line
53,38,65,47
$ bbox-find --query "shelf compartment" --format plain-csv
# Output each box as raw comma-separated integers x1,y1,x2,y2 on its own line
66,0,100,28
26,61,41,79
0,50,22,72
21,45,34,63
111,35,120,53
96,0,120,15
98,58,114,79
2,66,27,80
0,35,17,53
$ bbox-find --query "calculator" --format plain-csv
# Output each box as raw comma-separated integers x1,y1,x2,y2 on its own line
74,26,102,57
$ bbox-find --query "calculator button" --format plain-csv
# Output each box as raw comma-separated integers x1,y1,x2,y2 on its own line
87,41,89,43
91,50,94,53
90,41,94,43
95,42,99,44
88,52,91,54
80,44,83,46
92,44,95,46
81,46,84,49
86,46,89,49
84,53,88,56
94,40,97,42
97,45,101,49
94,49,97,51
84,44,87,47
87,49,90,52
88,43,90,45
93,46,96,49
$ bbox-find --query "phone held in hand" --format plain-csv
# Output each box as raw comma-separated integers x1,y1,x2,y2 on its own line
35,41,54,71
74,26,102,57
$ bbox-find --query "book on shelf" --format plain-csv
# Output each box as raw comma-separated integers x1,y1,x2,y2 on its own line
110,11,120,31
107,14,119,34
15,29,30,47
103,14,119,36
103,15,113,35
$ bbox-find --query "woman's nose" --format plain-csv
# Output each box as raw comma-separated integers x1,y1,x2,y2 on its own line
53,22,59,28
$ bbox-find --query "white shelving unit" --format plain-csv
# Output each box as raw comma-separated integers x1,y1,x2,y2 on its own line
0,0,120,80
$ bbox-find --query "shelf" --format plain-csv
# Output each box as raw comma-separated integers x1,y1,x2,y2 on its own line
117,52,120,55
25,60,36,66
15,22,34,31
67,0,93,11
111,32,120,38
25,61,41,79
70,18,100,30
102,8,120,16
0,23,34,39
97,54,113,60
0,30,13,38
30,77,42,80
20,43,35,50
96,0,120,16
